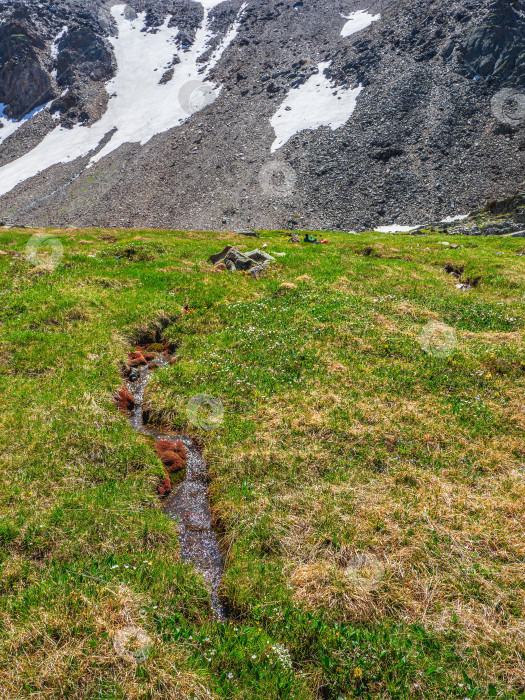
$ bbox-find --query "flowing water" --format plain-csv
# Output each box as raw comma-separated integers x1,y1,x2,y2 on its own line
124,353,225,618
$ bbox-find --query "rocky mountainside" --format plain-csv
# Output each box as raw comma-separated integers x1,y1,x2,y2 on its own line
0,0,524,231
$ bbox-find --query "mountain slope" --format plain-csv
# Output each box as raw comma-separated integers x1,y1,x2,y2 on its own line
0,0,524,230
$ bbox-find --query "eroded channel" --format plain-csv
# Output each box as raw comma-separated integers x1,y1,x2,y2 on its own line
119,349,225,618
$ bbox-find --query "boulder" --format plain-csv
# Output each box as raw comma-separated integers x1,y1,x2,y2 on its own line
244,249,276,264
0,19,55,119
207,246,275,272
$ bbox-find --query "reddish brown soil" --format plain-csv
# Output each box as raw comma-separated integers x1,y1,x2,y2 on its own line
155,440,187,471
156,440,187,459
161,451,185,472
157,476,171,496
127,351,147,367
114,386,135,411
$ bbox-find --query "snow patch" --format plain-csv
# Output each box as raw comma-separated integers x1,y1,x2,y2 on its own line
441,214,469,223
0,103,48,145
270,62,363,152
375,225,421,233
194,0,231,7
0,2,243,197
341,10,380,38
270,9,381,152
375,214,469,232
51,26,68,59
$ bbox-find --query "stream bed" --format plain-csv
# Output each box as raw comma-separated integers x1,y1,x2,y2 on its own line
123,352,225,618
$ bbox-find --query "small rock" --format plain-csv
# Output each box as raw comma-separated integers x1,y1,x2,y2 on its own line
127,368,140,382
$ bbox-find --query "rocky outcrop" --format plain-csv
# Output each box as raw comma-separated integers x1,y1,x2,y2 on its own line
412,190,525,236
0,17,55,119
455,0,525,85
208,246,275,274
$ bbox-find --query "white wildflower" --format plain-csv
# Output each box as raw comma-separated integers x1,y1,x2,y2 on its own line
272,643,292,671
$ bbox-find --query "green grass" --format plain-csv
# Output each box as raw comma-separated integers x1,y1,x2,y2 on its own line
0,227,524,699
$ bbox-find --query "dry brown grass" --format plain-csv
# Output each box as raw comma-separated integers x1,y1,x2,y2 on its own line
0,584,214,699
205,363,525,687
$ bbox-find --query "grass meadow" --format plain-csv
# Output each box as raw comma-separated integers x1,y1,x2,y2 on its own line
0,227,524,699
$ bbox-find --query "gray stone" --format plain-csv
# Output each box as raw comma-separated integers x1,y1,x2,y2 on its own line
207,246,275,274
244,249,276,264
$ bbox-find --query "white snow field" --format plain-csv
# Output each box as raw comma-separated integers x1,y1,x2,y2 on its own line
270,10,380,152
340,10,380,38
375,225,421,233
441,215,469,223
270,62,364,153
375,214,469,232
0,103,49,144
0,1,244,197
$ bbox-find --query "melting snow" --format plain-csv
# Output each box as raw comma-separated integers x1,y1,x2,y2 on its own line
341,10,380,38
441,214,469,223
195,0,232,7
375,214,469,232
270,9,380,152
51,26,68,60
374,225,421,233
0,103,49,145
0,2,243,197
270,62,363,152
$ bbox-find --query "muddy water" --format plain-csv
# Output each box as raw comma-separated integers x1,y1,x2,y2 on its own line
124,354,225,618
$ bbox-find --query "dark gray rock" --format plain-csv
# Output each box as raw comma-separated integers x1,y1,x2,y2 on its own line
0,17,55,119
479,221,522,235
454,0,525,85
208,246,252,270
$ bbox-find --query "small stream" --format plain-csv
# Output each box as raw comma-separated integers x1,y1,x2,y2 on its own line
123,353,225,618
